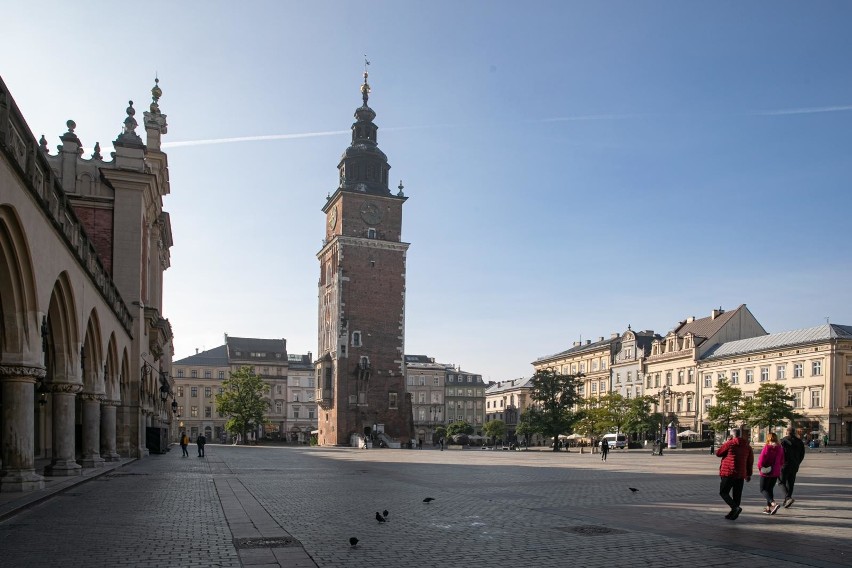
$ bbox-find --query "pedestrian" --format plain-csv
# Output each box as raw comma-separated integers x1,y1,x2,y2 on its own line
418,438,423,450
439,437,444,451
600,438,609,461
757,432,785,515
197,432,207,457
780,426,806,508
715,428,754,520
179,432,189,457
823,433,829,447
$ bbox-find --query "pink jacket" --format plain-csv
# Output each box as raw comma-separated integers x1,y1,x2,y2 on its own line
757,442,785,478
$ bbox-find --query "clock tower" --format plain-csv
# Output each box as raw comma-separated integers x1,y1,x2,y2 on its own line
315,67,413,446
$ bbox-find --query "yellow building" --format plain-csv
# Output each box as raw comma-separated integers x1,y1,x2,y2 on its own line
533,335,617,400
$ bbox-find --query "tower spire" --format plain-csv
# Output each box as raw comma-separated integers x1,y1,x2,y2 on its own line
361,55,371,106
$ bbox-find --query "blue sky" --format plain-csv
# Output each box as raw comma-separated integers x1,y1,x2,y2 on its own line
4,2,851,381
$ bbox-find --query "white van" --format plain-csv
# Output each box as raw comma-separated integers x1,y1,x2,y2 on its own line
601,433,628,449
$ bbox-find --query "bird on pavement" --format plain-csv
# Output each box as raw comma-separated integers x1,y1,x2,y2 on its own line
349,537,359,547
375,512,386,523
423,497,435,503
629,487,639,493
382,510,389,519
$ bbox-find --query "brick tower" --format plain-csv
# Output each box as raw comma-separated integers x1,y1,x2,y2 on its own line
315,66,413,446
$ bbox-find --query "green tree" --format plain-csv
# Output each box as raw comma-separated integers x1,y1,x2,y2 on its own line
599,393,630,433
706,378,744,435
515,412,535,446
214,366,270,444
741,383,796,430
446,420,473,438
573,400,608,442
482,419,506,443
526,368,582,450
622,395,657,439
434,426,447,443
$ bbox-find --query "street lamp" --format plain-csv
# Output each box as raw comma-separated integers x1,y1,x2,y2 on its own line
834,407,845,446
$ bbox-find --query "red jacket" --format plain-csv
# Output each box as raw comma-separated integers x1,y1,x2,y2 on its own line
716,437,754,479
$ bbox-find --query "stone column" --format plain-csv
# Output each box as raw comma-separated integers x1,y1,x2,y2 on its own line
0,365,45,492
44,383,83,477
100,400,121,461
79,393,105,468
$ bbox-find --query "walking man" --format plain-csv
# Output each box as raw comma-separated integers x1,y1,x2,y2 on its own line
780,426,806,508
716,428,754,520
197,432,206,457
179,432,189,457
600,438,609,461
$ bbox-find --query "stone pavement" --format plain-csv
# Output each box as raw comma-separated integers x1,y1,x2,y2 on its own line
0,444,850,567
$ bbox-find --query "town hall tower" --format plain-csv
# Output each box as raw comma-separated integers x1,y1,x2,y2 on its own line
315,68,413,446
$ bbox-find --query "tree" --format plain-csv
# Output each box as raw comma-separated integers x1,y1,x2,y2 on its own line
483,419,506,444
526,368,582,450
434,426,447,443
599,393,630,434
446,420,473,438
573,400,608,442
515,412,535,446
622,395,658,439
214,366,270,444
741,383,796,431
706,379,743,435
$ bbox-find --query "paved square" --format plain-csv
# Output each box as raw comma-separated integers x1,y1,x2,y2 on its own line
1,445,849,567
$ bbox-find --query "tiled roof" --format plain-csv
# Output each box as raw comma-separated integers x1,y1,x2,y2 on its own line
485,377,534,394
701,324,852,360
288,354,314,370
534,336,615,363
174,344,228,366
673,305,745,339
226,336,286,362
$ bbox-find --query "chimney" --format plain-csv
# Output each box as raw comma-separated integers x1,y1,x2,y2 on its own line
611,333,619,339
308,351,312,362
573,341,580,347
686,316,695,323
598,336,604,342
586,340,591,345
195,348,199,355
711,307,724,320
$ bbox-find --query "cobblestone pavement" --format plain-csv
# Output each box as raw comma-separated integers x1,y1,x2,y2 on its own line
1,445,850,567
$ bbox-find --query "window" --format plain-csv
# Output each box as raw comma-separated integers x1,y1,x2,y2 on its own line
848,389,852,407
191,370,197,378
666,372,672,386
276,385,282,394
627,371,632,382
646,376,652,389
704,398,711,411
191,387,198,398
717,373,725,385
654,374,660,388
625,348,633,359
848,360,852,375
177,369,184,378
191,406,198,417
205,386,212,397
676,398,683,412
419,376,426,386
704,374,712,388
205,406,212,418
367,228,376,239
418,392,426,404
686,398,692,412
810,389,822,408
352,331,362,346
292,377,300,387
307,391,314,401
204,370,211,379
812,361,822,376
731,371,739,385
293,391,301,402
592,361,599,371
448,388,455,397
389,392,398,409
760,367,769,382
776,365,786,380
275,401,283,413
467,376,472,383
218,387,224,395
591,382,597,393
177,386,184,397
308,377,315,388
793,363,803,378
308,407,315,419
218,371,225,379
677,371,684,385
580,363,586,373
792,391,802,408
600,381,606,392
177,405,184,415
407,376,416,386
615,373,621,384
601,359,607,370
433,377,440,386
745,370,754,384
688,369,694,384
293,405,300,418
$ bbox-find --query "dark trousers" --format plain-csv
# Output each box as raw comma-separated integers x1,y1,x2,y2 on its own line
198,445,205,457
781,468,798,499
759,476,778,505
180,444,188,457
720,476,745,510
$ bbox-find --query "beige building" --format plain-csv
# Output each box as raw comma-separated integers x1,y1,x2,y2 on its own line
698,323,852,444
1,76,175,493
485,377,535,443
173,337,314,443
645,305,766,435
533,336,617,400
404,355,447,445
445,367,486,434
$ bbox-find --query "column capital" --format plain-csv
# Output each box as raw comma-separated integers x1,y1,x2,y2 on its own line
101,399,121,407
81,392,106,402
46,382,84,394
0,365,46,382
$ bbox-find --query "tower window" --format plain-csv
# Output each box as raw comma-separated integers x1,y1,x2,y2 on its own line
352,331,362,347
367,228,376,239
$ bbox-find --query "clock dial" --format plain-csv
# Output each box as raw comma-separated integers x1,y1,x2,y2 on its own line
360,201,382,225
328,207,338,229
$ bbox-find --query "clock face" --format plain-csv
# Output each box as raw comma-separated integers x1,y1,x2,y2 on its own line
360,201,382,225
328,207,338,229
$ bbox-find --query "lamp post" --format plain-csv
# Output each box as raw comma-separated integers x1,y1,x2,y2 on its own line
834,407,845,446
659,385,672,444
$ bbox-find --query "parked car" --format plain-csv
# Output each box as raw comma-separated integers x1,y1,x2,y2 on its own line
601,433,628,449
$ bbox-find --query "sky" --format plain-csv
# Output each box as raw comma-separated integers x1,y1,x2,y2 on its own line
4,2,852,382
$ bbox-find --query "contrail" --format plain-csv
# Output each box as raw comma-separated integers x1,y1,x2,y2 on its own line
161,129,349,148
750,104,852,116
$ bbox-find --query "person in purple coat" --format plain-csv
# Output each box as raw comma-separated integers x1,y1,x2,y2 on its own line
757,432,785,515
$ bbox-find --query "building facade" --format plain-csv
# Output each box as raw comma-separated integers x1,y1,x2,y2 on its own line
698,323,852,444
404,355,447,445
285,353,317,443
611,327,659,400
1,75,176,493
485,377,535,443
315,69,413,446
533,336,617,400
445,367,486,434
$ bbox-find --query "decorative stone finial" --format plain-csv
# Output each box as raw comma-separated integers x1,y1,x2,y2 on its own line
92,142,102,161
60,119,81,144
115,100,144,146
150,76,162,114
397,180,405,197
39,135,48,152
361,55,371,106
67,120,76,133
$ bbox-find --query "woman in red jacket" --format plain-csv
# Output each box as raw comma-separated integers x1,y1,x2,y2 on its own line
757,432,785,515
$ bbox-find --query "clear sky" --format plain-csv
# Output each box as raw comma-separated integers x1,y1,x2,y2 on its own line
4,2,851,382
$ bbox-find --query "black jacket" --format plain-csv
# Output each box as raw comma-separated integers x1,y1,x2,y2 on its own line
781,435,805,471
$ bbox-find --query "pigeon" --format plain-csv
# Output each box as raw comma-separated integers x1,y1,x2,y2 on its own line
375,512,386,523
423,497,435,503
382,510,389,519
349,537,359,547
629,487,639,493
